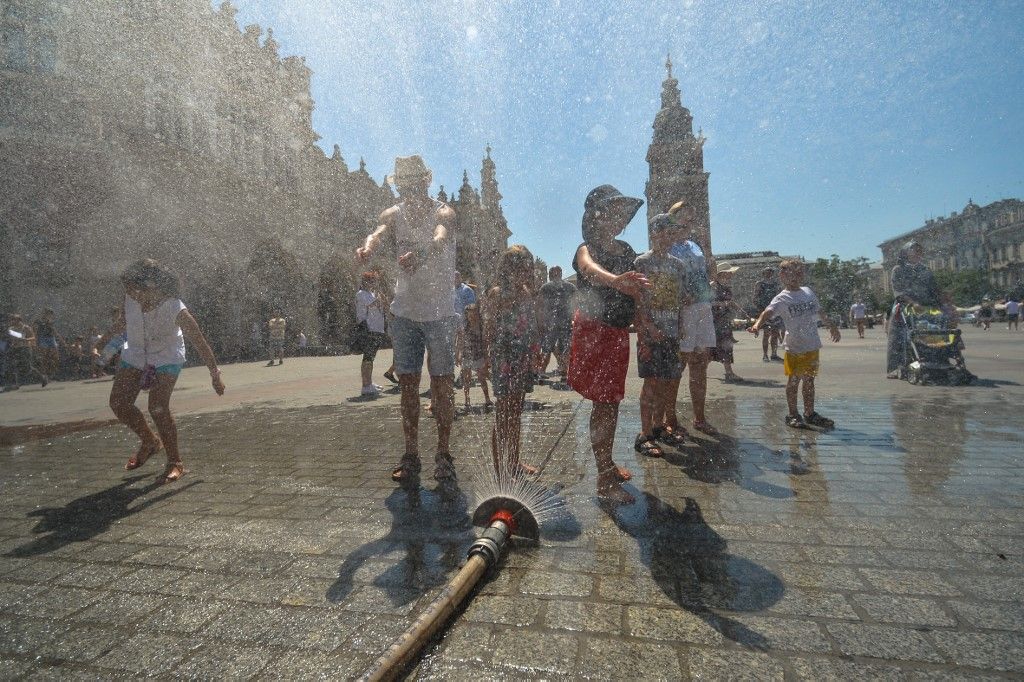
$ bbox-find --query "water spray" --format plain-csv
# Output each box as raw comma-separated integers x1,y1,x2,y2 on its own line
357,494,541,682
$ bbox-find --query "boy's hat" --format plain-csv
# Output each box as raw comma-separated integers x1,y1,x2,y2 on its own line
388,155,432,185
648,213,677,234
717,262,740,274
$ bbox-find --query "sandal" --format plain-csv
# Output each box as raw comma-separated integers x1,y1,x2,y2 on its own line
391,453,422,482
652,426,687,448
634,434,664,458
692,420,719,436
159,460,184,483
125,438,162,471
433,452,457,481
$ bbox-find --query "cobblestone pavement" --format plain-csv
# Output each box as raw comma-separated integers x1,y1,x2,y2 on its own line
0,331,1022,679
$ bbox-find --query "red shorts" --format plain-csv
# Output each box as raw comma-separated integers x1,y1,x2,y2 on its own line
568,312,630,403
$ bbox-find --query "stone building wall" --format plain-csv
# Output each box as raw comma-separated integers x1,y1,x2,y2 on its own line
1,0,511,356
878,198,1024,295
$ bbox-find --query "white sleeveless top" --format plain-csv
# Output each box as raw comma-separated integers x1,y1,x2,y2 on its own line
121,296,187,369
390,199,457,322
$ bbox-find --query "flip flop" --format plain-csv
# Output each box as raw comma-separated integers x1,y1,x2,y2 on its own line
125,439,162,471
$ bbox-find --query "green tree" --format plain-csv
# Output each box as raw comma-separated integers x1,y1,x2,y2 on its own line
808,255,872,321
932,269,989,306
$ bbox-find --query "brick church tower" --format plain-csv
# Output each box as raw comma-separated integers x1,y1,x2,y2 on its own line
645,55,712,256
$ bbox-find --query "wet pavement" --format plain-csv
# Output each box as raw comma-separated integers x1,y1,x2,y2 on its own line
1,332,1023,679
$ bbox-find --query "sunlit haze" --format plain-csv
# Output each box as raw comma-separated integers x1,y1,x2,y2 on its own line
236,1,1021,267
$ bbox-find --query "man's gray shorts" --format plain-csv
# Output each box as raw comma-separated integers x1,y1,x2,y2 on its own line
389,315,457,377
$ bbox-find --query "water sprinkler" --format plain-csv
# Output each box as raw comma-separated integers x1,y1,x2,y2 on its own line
358,495,540,682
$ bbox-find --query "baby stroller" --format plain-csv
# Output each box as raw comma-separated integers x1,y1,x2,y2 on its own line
896,306,974,385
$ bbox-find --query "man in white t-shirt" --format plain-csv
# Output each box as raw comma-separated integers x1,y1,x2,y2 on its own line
356,155,458,484
750,260,840,430
1006,298,1020,331
267,312,286,366
850,299,867,338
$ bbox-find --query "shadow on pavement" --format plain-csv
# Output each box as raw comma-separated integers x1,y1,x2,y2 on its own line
326,483,473,607
5,475,200,557
600,493,783,649
663,434,796,499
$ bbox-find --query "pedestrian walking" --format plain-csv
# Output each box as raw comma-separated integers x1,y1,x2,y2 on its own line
5,314,48,388
486,245,541,479
568,185,650,504
106,259,224,483
267,311,286,366
750,259,841,429
356,155,459,483
1007,298,1020,331
754,267,783,361
355,272,388,396
850,298,867,338
34,308,63,378
537,265,576,379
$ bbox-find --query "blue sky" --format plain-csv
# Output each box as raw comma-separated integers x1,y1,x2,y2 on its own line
229,0,1024,270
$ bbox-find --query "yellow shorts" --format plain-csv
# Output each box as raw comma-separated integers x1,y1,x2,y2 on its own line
784,350,820,377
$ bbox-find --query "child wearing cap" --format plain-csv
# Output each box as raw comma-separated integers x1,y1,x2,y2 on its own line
632,214,691,457
749,260,840,429
570,184,650,504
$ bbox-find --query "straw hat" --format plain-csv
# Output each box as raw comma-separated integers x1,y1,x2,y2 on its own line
387,155,432,186
717,262,740,274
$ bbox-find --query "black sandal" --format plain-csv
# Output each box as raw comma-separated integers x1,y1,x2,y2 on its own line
634,434,663,458
652,426,686,448
391,453,422,482
433,452,457,481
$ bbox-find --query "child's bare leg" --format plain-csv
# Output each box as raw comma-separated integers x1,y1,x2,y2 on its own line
786,376,800,416
461,367,471,406
662,377,682,430
148,373,182,481
684,350,710,424
592,401,633,503
109,368,161,465
639,378,657,436
478,368,492,405
801,376,815,416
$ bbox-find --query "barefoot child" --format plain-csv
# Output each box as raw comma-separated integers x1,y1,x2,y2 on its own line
106,259,224,482
569,185,650,504
749,259,840,429
460,303,492,409
486,245,541,480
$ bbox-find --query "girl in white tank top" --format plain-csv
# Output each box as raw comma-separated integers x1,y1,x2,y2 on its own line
106,259,225,484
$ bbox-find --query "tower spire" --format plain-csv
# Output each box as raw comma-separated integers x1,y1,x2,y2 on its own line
666,53,672,79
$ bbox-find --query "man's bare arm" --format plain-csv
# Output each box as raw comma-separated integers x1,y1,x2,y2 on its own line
357,207,398,262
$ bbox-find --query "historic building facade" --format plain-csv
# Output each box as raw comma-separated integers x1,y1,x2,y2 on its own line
645,55,712,256
878,198,1024,294
1,0,509,355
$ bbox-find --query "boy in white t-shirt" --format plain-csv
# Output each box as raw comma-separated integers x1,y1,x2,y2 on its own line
750,260,840,429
